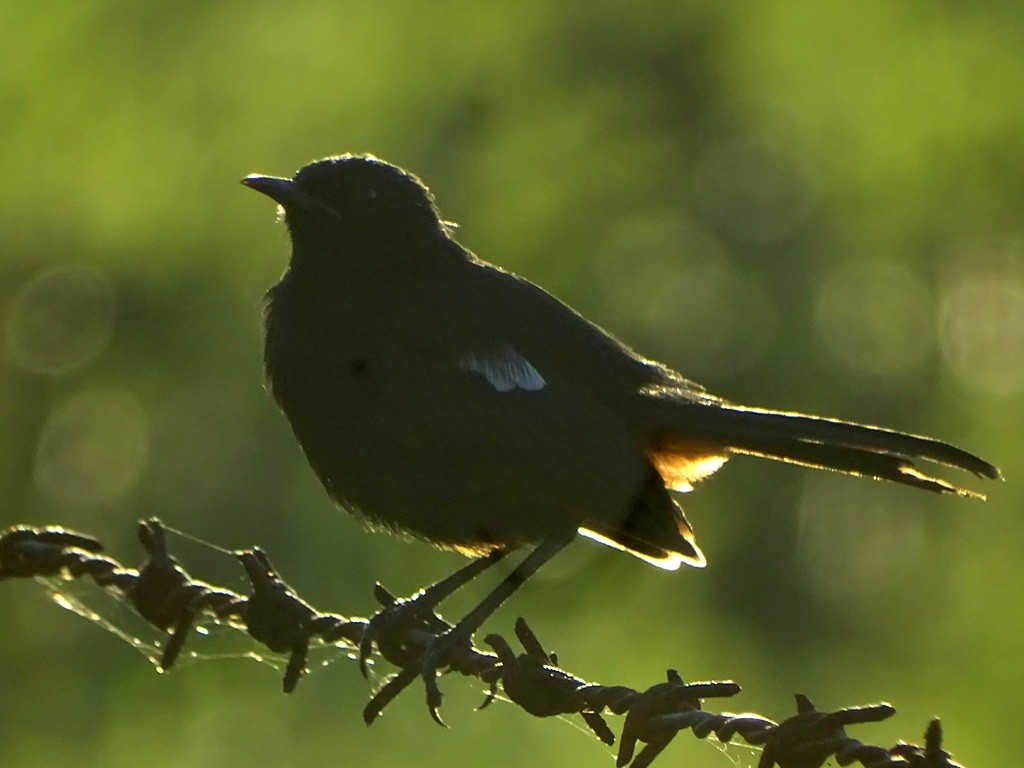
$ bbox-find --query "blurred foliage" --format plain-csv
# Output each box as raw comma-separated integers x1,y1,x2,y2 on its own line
2,2,1022,766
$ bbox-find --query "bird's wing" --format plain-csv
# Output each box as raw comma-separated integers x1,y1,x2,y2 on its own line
461,258,706,401
458,262,728,493
322,328,650,552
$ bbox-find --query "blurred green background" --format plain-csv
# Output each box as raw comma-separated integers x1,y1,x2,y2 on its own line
2,2,1022,766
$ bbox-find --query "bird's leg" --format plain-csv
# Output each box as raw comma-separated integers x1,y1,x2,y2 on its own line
418,533,574,724
359,548,507,676
361,534,573,725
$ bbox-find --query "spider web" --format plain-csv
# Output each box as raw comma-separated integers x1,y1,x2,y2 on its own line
31,524,361,683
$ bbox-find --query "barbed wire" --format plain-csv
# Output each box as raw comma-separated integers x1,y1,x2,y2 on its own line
0,519,965,768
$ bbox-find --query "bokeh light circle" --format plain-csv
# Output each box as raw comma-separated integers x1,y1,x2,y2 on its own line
5,265,115,375
938,276,1024,394
596,211,776,378
814,260,934,376
797,475,928,603
34,387,150,505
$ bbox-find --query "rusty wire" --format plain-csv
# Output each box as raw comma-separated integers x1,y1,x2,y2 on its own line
0,519,965,768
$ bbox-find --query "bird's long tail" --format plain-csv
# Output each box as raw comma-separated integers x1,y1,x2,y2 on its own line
651,399,1000,498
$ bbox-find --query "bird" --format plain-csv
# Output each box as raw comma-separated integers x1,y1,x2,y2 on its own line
243,153,999,720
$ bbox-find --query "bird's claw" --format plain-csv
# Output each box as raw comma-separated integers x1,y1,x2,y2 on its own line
418,628,470,727
358,584,401,677
361,615,473,726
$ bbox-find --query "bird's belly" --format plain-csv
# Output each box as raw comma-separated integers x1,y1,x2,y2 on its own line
276,378,560,553
297,403,572,552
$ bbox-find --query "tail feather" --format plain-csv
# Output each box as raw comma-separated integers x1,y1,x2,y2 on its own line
665,400,1000,495
728,433,985,498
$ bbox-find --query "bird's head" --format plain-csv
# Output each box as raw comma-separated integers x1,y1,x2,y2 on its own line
243,155,450,272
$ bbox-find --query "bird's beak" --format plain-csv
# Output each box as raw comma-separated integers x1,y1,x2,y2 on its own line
241,174,302,207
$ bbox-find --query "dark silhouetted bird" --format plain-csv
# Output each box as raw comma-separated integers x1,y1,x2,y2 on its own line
243,154,998,720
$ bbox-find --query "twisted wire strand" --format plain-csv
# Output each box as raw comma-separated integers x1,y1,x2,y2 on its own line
0,520,966,768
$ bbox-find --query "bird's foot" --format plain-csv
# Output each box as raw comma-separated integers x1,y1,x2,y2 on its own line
358,549,514,725
418,625,476,726
359,588,473,726
358,582,451,678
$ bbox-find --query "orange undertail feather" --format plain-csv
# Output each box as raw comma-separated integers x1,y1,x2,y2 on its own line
646,435,730,492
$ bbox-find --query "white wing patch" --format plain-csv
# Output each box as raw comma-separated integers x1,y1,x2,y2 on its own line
459,345,546,393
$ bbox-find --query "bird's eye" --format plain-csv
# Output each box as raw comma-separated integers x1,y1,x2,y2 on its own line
336,185,380,218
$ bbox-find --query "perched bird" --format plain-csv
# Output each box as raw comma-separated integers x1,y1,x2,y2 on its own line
244,154,998,719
